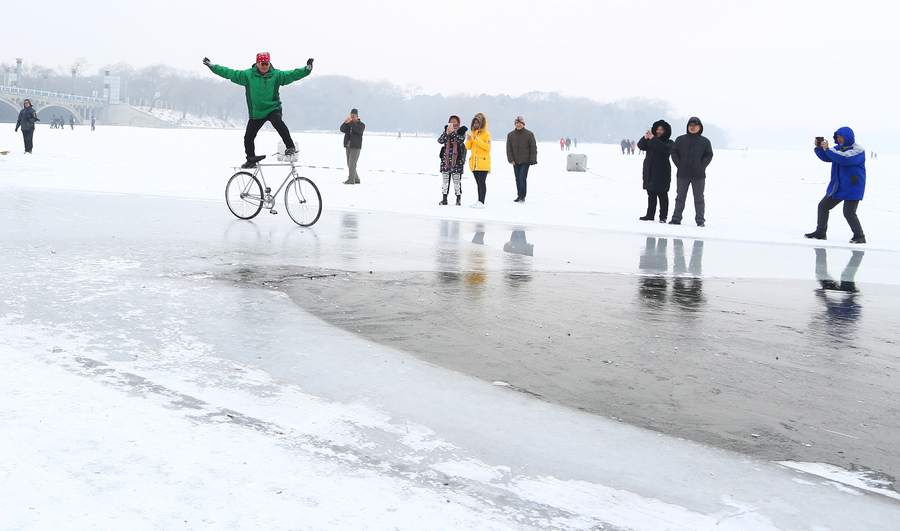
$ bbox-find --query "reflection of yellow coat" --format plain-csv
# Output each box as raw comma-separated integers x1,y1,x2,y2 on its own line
465,116,491,172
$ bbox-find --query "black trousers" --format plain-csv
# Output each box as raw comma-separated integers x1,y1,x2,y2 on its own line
22,129,34,152
244,110,294,158
645,190,668,220
473,171,488,203
816,196,864,237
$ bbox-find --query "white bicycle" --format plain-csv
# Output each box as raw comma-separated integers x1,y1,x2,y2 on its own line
225,155,322,227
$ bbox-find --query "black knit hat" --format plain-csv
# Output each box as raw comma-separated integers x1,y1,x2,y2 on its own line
350,108,359,116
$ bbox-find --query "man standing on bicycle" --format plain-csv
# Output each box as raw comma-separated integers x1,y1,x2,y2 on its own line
203,53,313,169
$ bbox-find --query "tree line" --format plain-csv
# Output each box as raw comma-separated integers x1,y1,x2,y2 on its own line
2,59,728,147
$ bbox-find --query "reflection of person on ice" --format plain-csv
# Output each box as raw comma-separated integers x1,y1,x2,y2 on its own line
204,52,313,169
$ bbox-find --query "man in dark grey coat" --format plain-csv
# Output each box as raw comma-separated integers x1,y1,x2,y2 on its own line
340,108,365,184
669,117,714,226
506,115,537,202
15,99,40,153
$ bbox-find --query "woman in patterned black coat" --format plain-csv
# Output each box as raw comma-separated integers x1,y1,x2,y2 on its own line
437,115,468,205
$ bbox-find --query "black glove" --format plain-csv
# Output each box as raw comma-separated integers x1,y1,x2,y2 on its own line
850,175,859,185
457,126,468,136
203,57,212,67
15,126,19,132
306,58,314,71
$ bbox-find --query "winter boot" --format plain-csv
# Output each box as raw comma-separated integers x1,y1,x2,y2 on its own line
439,194,448,205
639,215,654,221
804,231,827,240
242,155,265,169
850,234,866,244
455,195,461,206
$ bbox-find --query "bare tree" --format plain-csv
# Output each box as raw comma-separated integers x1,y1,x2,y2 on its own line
133,64,174,111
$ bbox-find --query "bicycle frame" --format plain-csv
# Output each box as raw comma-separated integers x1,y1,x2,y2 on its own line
247,160,299,208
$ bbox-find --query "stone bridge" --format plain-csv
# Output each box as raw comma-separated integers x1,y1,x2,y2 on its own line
0,85,106,125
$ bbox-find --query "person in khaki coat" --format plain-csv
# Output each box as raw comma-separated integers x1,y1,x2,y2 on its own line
506,115,537,203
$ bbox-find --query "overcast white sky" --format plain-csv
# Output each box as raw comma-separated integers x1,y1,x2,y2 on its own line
6,0,894,150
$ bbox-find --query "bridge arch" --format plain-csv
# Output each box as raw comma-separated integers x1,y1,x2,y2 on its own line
1,86,105,125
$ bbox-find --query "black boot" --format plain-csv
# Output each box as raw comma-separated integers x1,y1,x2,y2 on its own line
455,195,461,206
439,194,448,205
805,230,827,240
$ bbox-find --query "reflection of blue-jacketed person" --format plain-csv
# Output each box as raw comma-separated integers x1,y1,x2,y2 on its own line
15,99,39,153
204,52,313,169
341,109,365,184
438,115,467,205
506,115,537,203
805,127,867,244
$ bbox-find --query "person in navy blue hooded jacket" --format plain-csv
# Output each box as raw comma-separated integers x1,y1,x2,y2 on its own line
805,127,867,244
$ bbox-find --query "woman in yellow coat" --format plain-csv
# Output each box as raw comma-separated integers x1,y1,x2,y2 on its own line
465,113,491,208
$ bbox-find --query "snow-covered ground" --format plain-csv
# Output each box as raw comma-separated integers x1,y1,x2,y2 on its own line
2,125,898,530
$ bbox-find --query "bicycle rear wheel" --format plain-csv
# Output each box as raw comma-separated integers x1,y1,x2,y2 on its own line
225,171,263,219
284,176,322,226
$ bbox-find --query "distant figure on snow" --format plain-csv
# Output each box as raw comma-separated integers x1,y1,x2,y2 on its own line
69,115,75,130
804,127,866,244
637,120,674,223
15,99,39,153
560,138,565,151
91,117,96,131
565,137,571,151
341,108,365,184
437,115,467,205
669,117,714,227
506,115,537,203
203,52,313,169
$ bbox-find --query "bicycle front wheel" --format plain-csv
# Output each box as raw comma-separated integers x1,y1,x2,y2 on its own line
284,176,322,226
225,171,263,219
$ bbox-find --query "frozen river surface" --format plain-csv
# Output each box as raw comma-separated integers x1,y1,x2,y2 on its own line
2,127,899,529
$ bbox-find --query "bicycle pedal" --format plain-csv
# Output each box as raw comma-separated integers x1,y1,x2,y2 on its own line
269,209,278,215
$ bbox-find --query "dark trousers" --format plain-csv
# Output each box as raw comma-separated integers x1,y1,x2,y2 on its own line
817,196,864,237
22,129,34,152
646,190,669,220
672,177,705,223
473,171,488,203
513,163,529,199
244,110,293,158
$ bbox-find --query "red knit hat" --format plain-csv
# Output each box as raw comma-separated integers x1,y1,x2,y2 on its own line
256,52,270,63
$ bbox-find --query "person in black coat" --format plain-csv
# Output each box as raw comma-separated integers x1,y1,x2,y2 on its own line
669,117,714,226
637,120,674,222
15,99,40,153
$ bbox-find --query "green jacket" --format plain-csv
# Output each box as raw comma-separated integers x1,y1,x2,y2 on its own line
210,63,310,119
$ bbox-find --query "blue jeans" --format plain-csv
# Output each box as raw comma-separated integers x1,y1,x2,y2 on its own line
513,163,530,199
